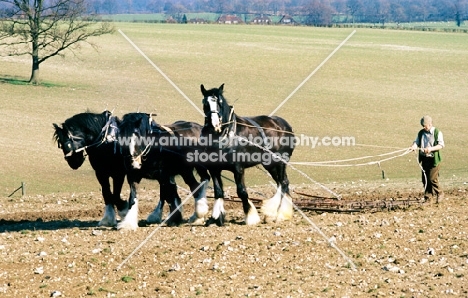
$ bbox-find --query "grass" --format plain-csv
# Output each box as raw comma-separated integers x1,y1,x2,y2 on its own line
0,76,64,87
1,23,467,196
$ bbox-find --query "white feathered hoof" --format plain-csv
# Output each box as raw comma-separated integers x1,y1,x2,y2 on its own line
261,186,282,223
205,213,225,227
117,218,139,231
117,200,139,231
276,195,293,221
208,198,225,226
188,197,209,224
195,197,209,219
245,200,261,225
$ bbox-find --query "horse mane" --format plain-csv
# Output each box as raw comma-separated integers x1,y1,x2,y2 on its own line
120,112,152,137
53,110,112,144
216,87,232,122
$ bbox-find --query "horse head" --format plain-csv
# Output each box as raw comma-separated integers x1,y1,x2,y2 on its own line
119,112,154,170
53,111,113,170
53,123,87,170
201,83,232,134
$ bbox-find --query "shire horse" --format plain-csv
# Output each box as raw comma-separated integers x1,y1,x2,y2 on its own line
119,113,210,225
200,84,295,226
53,111,131,228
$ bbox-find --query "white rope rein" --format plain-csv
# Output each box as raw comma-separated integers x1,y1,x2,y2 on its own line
414,149,428,194
223,113,411,172
290,148,411,167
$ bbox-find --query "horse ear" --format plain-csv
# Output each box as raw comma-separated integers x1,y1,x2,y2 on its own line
200,84,206,96
219,83,224,92
53,123,63,136
53,123,64,147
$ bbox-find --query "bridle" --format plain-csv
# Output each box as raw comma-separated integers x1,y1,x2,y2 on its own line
204,94,237,147
205,95,223,131
127,114,179,169
60,114,118,159
128,114,155,168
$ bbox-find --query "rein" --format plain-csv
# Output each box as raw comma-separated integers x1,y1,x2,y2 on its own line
132,143,152,164
218,107,237,146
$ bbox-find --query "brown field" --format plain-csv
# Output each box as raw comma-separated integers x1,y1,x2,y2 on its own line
1,181,468,297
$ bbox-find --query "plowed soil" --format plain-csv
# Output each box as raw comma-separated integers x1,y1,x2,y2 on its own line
1,181,467,297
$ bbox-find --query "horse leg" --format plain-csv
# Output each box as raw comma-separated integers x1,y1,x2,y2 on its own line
183,167,209,225
234,168,261,225
206,170,225,227
113,173,129,220
117,172,140,231
146,198,165,224
95,172,117,227
261,166,282,222
162,176,183,226
146,175,165,224
276,165,293,221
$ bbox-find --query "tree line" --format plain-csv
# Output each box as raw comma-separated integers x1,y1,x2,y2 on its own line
87,0,467,26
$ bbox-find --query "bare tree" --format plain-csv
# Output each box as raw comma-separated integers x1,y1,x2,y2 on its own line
0,0,114,84
347,0,363,23
305,0,335,25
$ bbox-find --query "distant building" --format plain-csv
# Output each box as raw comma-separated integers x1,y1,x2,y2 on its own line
278,15,297,25
189,18,208,24
251,14,272,25
217,15,243,24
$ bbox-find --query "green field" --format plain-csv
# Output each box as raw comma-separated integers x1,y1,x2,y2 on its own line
1,23,467,196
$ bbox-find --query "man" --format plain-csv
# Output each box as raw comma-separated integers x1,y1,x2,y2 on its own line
410,115,445,203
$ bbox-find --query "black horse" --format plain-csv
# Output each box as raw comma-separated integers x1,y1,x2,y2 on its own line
199,84,295,226
119,113,210,225
53,111,131,228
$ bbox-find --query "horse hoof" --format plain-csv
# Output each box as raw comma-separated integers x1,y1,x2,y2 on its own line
245,205,261,225
188,214,205,225
276,212,293,222
166,215,183,226
216,214,225,226
263,215,276,224
195,198,209,218
245,214,261,225
117,221,138,231
146,211,163,224
205,214,224,227
98,218,117,227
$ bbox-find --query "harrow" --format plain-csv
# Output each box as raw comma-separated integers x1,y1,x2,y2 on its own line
223,189,428,213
